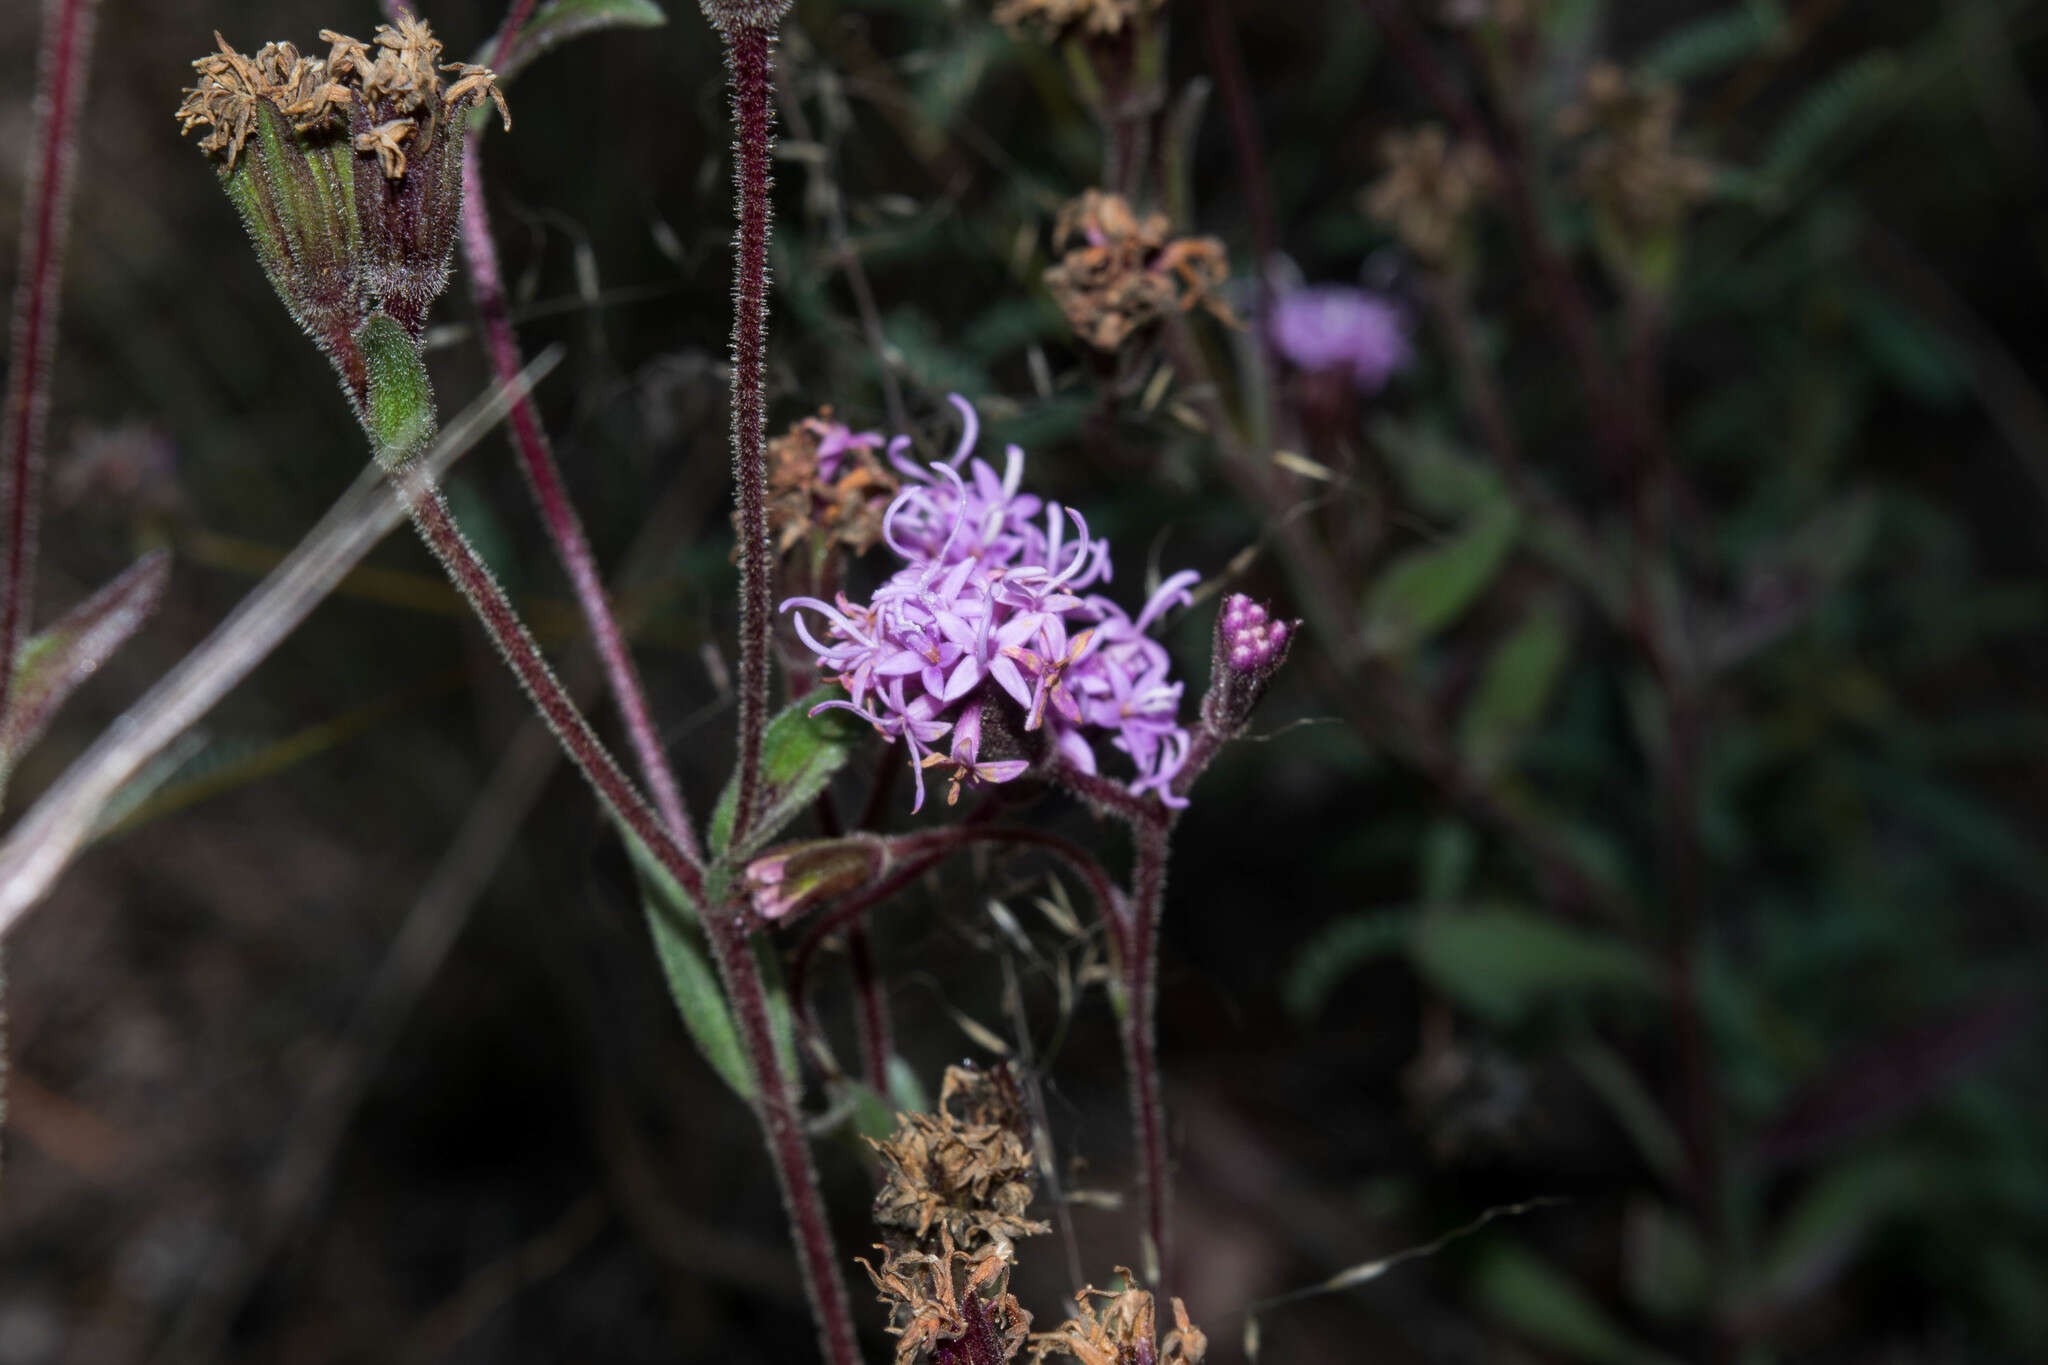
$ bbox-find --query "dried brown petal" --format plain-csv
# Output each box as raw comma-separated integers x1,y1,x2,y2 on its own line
1043,190,1236,353
993,0,1166,42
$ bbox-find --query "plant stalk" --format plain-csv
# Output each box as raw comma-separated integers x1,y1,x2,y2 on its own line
697,910,864,1365
0,0,99,721
726,21,779,851
394,468,706,907
458,139,701,860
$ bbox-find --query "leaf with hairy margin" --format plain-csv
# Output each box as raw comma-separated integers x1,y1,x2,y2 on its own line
1,551,171,773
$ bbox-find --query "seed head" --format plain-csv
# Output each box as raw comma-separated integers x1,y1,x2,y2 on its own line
174,22,509,415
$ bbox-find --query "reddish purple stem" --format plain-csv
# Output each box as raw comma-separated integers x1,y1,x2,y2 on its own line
0,0,98,722
697,910,864,1365
490,0,540,68
458,140,700,860
726,23,778,850
401,477,705,906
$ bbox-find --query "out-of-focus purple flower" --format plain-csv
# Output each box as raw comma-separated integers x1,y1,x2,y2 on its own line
784,396,1198,812
1268,285,1410,392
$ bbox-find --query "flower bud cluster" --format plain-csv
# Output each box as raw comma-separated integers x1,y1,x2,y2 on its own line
783,398,1198,812
1199,594,1298,740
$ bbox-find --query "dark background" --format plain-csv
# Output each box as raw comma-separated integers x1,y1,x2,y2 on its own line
3,0,2046,1361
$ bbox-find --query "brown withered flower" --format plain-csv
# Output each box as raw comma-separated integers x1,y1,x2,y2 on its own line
870,1065,1051,1257
1043,190,1235,353
174,21,510,414
860,1226,1034,1365
756,409,899,560
1556,62,1713,244
1030,1275,1208,1365
993,0,1166,42
1364,124,1494,265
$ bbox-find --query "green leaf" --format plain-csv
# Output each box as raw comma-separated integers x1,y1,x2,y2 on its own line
1570,1039,1687,1183
638,866,754,1100
1370,417,1503,520
710,689,868,858
1641,8,1774,84
478,0,668,85
1363,497,1520,653
1622,1201,1710,1322
2,552,171,774
1760,52,1900,187
1284,909,1415,1018
1413,906,1658,1025
1459,602,1571,775
1757,1154,1920,1309
1473,1240,1681,1365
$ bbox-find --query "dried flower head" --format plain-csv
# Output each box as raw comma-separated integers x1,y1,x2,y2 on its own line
174,22,509,412
870,1065,1051,1256
1365,124,1494,265
860,1226,1034,1365
993,0,1166,42
176,23,506,177
753,409,900,559
1043,191,1235,353
1556,63,1713,244
1030,1275,1207,1365
783,397,1199,812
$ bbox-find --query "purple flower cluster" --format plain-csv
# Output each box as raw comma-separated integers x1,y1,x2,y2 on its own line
1219,594,1291,671
783,397,1198,812
1268,283,1410,392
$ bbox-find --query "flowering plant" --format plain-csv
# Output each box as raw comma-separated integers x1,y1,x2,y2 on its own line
785,399,1198,811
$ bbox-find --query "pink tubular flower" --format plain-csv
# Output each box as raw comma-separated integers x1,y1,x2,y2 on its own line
783,396,1198,812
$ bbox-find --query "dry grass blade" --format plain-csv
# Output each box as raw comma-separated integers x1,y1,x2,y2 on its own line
0,347,559,937
1239,1196,1565,1360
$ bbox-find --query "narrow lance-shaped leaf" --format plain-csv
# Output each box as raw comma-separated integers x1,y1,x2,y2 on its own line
1413,904,1659,1026
709,689,866,859
1472,1239,1683,1365
628,837,753,1099
476,0,668,86
1460,601,1570,776
1,551,171,772
1363,495,1520,654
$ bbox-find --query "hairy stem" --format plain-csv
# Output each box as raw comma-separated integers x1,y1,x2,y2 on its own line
489,0,541,68
698,912,864,1365
0,0,99,722
726,22,779,850
396,469,705,906
1122,814,1172,1286
458,139,701,859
